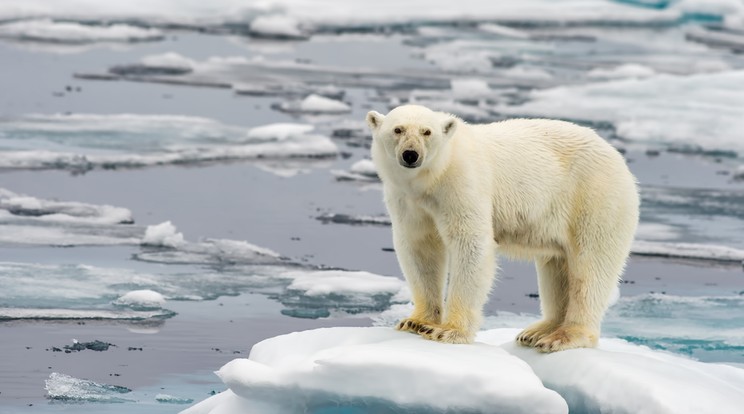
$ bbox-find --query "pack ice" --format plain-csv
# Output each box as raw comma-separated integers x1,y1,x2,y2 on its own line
181,327,744,414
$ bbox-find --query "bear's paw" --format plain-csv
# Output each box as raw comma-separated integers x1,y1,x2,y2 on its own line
516,320,560,347
534,325,598,353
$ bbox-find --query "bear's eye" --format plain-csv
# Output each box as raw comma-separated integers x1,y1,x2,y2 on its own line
394,127,402,134
423,129,431,136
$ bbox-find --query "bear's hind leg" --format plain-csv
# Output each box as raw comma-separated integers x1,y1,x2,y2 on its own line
517,256,569,347
534,250,625,353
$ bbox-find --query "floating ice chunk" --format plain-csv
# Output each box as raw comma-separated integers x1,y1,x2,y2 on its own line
0,114,337,172
0,19,163,43
280,270,407,299
316,213,391,226
0,307,174,321
136,238,284,266
480,329,744,414
114,290,166,310
277,94,351,114
45,372,132,402
184,327,567,414
156,393,195,404
478,23,530,39
249,14,307,39
450,78,491,97
632,240,744,263
499,66,553,81
0,187,132,225
634,222,680,241
497,71,744,156
331,159,381,182
142,221,184,248
246,123,315,142
140,52,195,72
587,63,657,79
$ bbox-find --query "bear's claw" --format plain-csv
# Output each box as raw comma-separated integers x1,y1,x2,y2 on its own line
533,325,598,353
516,320,558,347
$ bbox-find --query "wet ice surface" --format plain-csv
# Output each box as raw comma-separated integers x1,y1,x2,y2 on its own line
0,1,743,412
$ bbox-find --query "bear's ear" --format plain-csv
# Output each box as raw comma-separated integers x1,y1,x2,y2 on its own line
366,111,384,131
442,116,457,138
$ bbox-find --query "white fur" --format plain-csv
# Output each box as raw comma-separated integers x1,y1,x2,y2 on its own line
366,105,639,352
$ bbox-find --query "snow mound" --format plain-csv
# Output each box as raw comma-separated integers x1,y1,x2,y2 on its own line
587,63,657,79
481,329,744,414
114,290,166,310
182,327,744,414
277,94,351,114
331,159,380,182
142,221,184,248
249,14,307,39
0,19,163,43
182,327,568,414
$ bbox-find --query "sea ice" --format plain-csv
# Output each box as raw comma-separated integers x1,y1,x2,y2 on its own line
0,188,132,225
45,372,132,402
480,329,744,414
249,14,307,39
331,159,380,182
632,240,744,263
586,63,657,79
114,290,167,310
0,114,338,172
0,19,164,43
182,326,744,414
276,94,351,114
497,71,744,156
141,221,185,248
182,327,568,414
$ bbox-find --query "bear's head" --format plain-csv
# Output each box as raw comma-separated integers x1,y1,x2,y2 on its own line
366,105,458,170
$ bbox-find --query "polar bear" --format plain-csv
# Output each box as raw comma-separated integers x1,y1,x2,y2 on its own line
366,105,638,352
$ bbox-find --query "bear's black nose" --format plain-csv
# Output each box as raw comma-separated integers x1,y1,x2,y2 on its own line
402,150,419,165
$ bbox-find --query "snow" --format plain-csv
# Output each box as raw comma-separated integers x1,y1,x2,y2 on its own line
142,221,184,248
114,290,167,310
140,52,195,71
587,63,657,79
331,159,381,182
0,19,163,43
480,329,744,414
249,15,307,39
0,1,685,32
278,94,351,114
0,187,132,225
0,114,338,172
182,326,744,414
497,71,744,156
632,240,744,263
246,123,315,141
156,394,195,404
182,327,568,414
450,78,492,97
280,270,408,300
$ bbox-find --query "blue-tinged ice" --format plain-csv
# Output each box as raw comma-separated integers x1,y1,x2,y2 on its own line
45,373,133,403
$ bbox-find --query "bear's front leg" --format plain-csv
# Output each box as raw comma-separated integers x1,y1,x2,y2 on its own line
419,229,497,344
390,212,447,335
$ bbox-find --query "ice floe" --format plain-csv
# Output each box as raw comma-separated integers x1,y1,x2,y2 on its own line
331,159,379,182
632,240,744,263
46,372,132,402
182,327,568,414
275,94,351,114
497,71,744,156
249,14,307,40
114,290,167,310
0,19,164,44
182,326,744,414
0,114,337,172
